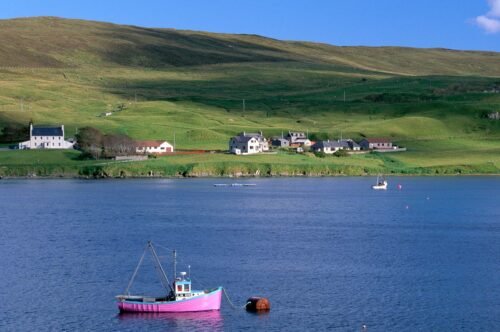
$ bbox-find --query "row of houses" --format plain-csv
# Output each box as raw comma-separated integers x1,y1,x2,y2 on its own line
19,123,174,155
18,123,397,157
311,138,394,154
229,131,397,155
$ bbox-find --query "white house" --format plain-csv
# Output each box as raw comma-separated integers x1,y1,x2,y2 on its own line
19,123,75,149
311,139,360,154
311,140,344,154
135,140,174,155
229,132,269,155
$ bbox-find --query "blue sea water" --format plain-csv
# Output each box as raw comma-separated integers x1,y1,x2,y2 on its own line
0,177,499,331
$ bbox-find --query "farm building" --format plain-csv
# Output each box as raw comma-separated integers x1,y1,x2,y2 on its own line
135,140,174,154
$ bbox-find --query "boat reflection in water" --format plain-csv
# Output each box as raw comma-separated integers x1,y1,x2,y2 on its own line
118,310,223,330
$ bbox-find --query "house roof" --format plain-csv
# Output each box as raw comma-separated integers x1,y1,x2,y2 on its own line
287,131,306,137
313,140,344,148
364,138,391,143
135,140,169,148
339,139,360,148
242,132,261,137
231,135,256,144
32,126,63,136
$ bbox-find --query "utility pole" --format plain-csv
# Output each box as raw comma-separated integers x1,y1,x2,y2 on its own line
242,99,246,112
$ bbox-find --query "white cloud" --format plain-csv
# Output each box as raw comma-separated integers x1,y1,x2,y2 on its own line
476,15,500,33
488,0,500,16
476,0,500,33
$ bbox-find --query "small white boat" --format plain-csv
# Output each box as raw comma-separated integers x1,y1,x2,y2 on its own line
372,176,388,190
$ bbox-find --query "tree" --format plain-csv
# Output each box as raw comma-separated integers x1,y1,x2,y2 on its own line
0,124,29,143
76,127,136,158
102,134,135,157
75,127,103,159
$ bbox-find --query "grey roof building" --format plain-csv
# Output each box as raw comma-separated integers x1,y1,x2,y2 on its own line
339,139,360,150
271,138,290,148
229,131,269,155
312,139,360,154
19,123,74,150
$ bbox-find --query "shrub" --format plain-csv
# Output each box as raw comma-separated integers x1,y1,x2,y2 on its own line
315,151,327,158
333,149,349,157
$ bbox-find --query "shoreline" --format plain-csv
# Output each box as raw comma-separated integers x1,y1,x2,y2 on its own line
1,172,499,180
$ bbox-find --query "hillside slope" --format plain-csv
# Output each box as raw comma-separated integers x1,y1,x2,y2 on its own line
1,17,500,76
0,17,499,176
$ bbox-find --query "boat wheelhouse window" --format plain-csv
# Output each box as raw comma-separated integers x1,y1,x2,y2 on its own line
177,285,182,292
184,284,190,292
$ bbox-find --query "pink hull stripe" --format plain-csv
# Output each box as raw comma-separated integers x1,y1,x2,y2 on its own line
118,287,222,313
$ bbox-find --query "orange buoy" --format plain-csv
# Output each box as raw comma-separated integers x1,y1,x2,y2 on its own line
245,297,271,312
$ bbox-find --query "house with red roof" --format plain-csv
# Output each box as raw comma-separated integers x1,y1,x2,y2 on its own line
135,140,174,155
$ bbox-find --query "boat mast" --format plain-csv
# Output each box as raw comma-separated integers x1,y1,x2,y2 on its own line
173,250,177,280
148,241,174,293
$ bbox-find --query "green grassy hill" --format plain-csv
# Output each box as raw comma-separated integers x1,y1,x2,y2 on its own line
0,16,499,177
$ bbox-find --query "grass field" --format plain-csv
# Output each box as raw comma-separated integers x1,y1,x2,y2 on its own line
0,17,499,177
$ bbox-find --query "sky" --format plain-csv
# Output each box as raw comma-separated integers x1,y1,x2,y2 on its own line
1,0,499,52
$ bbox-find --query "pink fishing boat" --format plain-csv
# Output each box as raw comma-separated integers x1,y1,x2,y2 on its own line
116,241,222,313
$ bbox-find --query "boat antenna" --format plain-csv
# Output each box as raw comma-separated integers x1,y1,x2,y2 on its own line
148,241,174,293
188,265,191,278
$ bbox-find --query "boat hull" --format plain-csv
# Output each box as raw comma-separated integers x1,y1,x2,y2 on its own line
118,287,222,313
372,185,387,190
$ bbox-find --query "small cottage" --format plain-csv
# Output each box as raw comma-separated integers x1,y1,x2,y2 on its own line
359,138,393,150
311,140,345,154
311,139,361,154
271,138,290,148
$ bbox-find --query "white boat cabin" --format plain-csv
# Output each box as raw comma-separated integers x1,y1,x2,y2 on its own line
174,272,204,300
